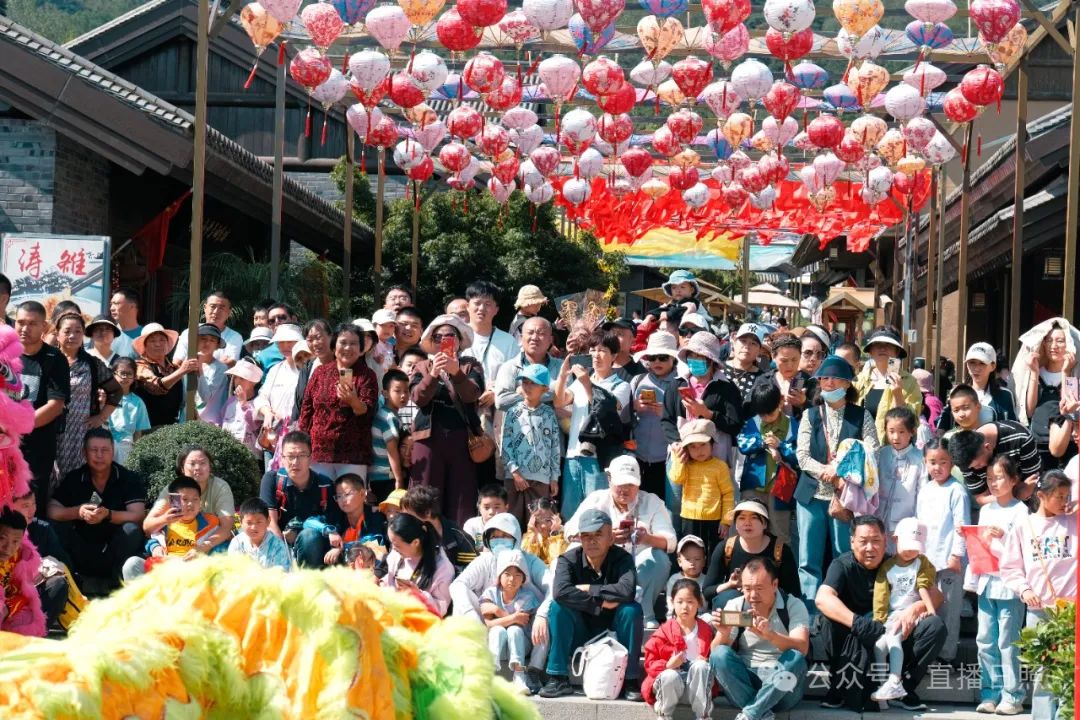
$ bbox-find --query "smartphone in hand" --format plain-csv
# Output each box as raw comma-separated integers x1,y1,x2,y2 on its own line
678,387,696,403
89,491,103,507
439,336,455,356
168,493,183,512
339,367,353,383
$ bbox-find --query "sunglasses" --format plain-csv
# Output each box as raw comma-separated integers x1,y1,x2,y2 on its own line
678,327,696,337
801,350,825,359
643,355,672,362
432,333,457,341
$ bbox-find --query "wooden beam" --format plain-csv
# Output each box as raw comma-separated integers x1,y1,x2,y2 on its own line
186,0,209,421
269,46,285,297
209,0,240,38
1002,0,1074,81
411,183,420,291
1063,6,1080,319
956,123,975,365
741,232,751,310
923,170,938,362
926,114,965,155
1010,57,1028,360
344,124,354,313
1019,0,1074,56
374,148,385,303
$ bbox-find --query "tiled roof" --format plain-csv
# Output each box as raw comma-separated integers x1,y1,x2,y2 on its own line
63,0,171,50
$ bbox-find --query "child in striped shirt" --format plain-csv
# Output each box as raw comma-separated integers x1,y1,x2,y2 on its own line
368,369,409,503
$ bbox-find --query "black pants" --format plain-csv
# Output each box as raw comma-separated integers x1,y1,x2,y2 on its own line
37,575,68,626
23,438,55,513
638,459,666,500
52,521,145,584
680,517,721,561
826,614,947,709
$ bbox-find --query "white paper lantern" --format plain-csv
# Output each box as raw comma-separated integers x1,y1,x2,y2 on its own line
731,59,773,102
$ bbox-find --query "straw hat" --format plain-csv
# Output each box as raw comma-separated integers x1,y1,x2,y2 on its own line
514,285,549,309
85,315,120,339
132,323,179,358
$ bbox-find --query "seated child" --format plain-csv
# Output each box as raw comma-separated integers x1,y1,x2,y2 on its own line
642,578,716,719
665,535,707,619
107,356,150,465
670,419,735,560
464,484,510,552
228,498,292,572
519,497,568,567
368,369,409,503
122,477,226,581
736,382,799,544
322,474,389,568
0,507,44,636
11,491,85,632
348,543,377,573
480,549,543,695
221,359,263,458
871,517,937,703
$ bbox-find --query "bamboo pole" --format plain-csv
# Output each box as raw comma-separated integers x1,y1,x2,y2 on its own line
343,125,354,312
1062,7,1080,319
934,173,946,381
901,206,913,343
269,45,285,298
1011,57,1028,358
374,148,386,302
923,170,938,361
956,123,975,365
185,0,209,421
741,231,751,311
410,182,420,290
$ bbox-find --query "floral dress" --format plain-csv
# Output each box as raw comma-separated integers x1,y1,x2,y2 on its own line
55,359,92,481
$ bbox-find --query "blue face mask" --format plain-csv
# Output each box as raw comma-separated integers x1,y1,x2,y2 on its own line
687,358,709,377
821,387,847,403
488,538,515,557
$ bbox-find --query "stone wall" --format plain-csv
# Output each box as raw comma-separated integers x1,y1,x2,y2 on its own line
52,132,110,235
0,119,55,234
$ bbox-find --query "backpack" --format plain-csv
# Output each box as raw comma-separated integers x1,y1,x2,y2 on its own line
577,385,625,446
723,535,785,566
571,632,629,700
730,590,791,647
275,471,329,514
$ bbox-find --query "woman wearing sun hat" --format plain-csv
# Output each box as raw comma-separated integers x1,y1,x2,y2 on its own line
794,355,879,609
853,326,923,444
85,315,122,366
409,313,485,525
135,323,200,428
630,331,683,499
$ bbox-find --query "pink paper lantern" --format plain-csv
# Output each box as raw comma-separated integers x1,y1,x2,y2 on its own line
301,2,345,50
463,52,506,94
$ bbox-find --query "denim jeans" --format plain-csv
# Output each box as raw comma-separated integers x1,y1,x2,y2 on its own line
795,497,851,610
709,646,808,720
654,660,714,718
1027,609,1058,720
545,600,643,680
635,546,671,624
292,527,330,568
488,624,532,670
562,456,606,522
976,594,1026,706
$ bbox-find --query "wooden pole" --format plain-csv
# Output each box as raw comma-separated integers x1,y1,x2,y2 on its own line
374,148,386,302
923,170,938,361
934,173,946,379
269,45,285,298
1011,57,1028,359
1062,7,1080,319
185,0,209,421
956,122,975,365
901,206,913,343
741,231,751,312
343,124,354,314
410,183,420,290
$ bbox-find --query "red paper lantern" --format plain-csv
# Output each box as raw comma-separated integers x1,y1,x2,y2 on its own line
598,113,634,144
436,8,482,52
407,155,435,182
439,142,472,172
739,164,769,193
530,146,561,176
764,28,813,62
807,114,844,150
671,56,713,101
722,181,749,209
485,75,523,111
762,81,800,122
388,72,426,109
668,166,699,191
942,86,980,123
457,0,507,28
350,76,389,108
702,0,751,33
758,153,789,184
834,133,866,164
492,155,519,183
666,108,704,144
447,105,484,140
582,56,626,97
463,52,506,94
477,124,510,156
289,48,332,89
652,125,682,156
959,65,1004,108
596,82,636,114
620,147,653,177
367,116,399,147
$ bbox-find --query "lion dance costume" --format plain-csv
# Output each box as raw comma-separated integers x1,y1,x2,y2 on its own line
0,324,539,720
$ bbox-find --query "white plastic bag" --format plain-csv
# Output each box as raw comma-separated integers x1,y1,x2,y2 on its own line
570,632,629,700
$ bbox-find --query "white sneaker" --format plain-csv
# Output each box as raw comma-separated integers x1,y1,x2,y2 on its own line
871,677,908,702
645,619,660,630
996,701,1024,715
976,701,998,713
512,671,531,695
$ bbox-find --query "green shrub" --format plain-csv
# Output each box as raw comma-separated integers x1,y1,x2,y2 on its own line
127,422,262,503
1018,600,1075,720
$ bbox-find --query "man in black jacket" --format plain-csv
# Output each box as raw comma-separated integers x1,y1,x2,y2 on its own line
538,509,644,702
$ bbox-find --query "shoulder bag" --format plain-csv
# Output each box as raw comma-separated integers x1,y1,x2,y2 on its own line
447,362,496,464
822,407,855,522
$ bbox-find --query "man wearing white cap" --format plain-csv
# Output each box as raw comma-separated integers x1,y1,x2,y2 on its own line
173,289,243,367
564,455,676,629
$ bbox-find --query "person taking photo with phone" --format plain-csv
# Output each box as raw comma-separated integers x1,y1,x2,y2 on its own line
853,327,923,445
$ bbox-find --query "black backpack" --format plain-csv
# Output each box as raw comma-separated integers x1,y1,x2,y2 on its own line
577,384,625,446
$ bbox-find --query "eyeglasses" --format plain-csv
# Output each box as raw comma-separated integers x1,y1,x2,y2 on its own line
282,453,310,462
268,315,288,325
801,350,825,359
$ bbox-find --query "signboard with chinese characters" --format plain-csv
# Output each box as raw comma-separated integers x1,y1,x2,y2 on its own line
0,234,111,320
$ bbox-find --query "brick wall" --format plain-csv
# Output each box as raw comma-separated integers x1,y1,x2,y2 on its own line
0,119,55,234
53,132,110,235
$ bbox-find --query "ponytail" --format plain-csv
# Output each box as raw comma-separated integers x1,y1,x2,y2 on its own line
389,513,441,590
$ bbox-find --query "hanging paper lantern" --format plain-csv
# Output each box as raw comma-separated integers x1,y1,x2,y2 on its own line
750,186,777,208
406,103,438,126
525,182,555,204
405,51,448,96
761,115,799,147
865,165,892,193
799,166,823,194
712,163,733,183
823,82,858,111
682,182,710,208
722,112,754,147
987,23,1027,68
728,149,752,171
884,84,925,121
530,146,562,176
656,79,686,107
666,108,704,144
875,128,906,165
577,147,605,178
791,130,814,151
388,72,426,108
311,69,350,108
365,5,411,52
671,148,701,169
763,81,800,121
497,9,540,46
846,61,889,105
486,177,511,203
407,155,435,181
731,59,773,104
621,147,654,177
639,0,688,17
458,0,506,27
923,131,957,164
759,152,789,183
582,56,625,96
331,0,374,25
706,128,733,159
960,64,1004,107
813,152,844,186
671,56,713,101
902,116,936,153
630,59,671,87
560,108,598,147
834,132,865,163
241,3,285,58
722,181,749,208
608,178,634,197
902,63,946,96
942,86,980,123
398,0,445,25
637,15,684,62
738,164,769,193
463,52,505,94
346,103,383,137
597,113,633,144
849,114,886,149
596,82,637,113
367,116,400,147
668,166,699,191
641,178,671,199
414,120,447,152
905,20,953,50
447,105,484,139
750,128,772,152
969,0,1021,44
523,0,574,30
859,186,885,205
436,7,482,51
764,28,814,62
348,49,391,97
538,54,581,103
701,0,751,33
700,80,742,121
809,187,836,211
905,0,956,23
492,155,520,183
263,0,302,22
476,124,510,157
574,0,626,33
393,139,427,170
705,23,749,65
301,1,345,49
511,124,544,153
763,0,816,34
290,47,333,89
832,0,883,38
561,176,591,204
569,13,615,54
896,155,926,175
838,25,888,60
504,107,539,129
788,61,828,90
652,124,682,155
807,114,843,149
519,160,544,187
485,75,523,111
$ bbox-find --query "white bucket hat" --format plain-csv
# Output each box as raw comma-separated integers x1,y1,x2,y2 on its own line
420,313,475,354
271,323,304,343
633,330,680,363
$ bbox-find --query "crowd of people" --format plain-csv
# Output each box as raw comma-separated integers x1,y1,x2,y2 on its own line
2,269,1077,720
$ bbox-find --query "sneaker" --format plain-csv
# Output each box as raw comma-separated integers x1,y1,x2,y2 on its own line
976,701,998,714
871,677,908,702
621,686,643,702
821,690,845,709
891,693,928,711
524,668,543,696
645,619,660,630
758,712,776,720
996,701,1024,715
511,671,530,695
538,675,575,698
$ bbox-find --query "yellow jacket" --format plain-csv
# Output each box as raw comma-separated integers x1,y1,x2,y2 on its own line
670,455,735,523
854,365,924,444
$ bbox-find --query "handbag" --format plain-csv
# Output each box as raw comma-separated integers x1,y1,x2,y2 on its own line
445,364,496,464
571,632,629,700
770,462,798,504
820,407,854,522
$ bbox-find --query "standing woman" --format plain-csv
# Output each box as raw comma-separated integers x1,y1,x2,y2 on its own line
409,314,484,525
85,315,121,366
1011,319,1080,468
298,323,378,479
854,326,922,444
794,355,880,609
54,313,123,478
253,324,303,458
292,319,334,422
725,324,766,408
937,342,1018,431
135,323,199,429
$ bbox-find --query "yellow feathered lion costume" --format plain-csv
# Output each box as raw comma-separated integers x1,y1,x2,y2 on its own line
0,556,540,720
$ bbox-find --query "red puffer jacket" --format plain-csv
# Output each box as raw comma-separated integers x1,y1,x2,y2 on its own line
640,617,718,706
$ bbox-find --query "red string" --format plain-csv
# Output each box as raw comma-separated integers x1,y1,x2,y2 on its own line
278,41,286,65
321,115,328,145
414,181,420,211
244,60,259,90
305,102,312,138
961,142,967,165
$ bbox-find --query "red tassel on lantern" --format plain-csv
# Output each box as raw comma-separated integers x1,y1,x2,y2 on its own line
977,134,982,157
961,142,967,164
321,115,328,145
305,102,312,138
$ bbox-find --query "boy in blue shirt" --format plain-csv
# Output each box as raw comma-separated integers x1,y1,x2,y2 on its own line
500,364,562,523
